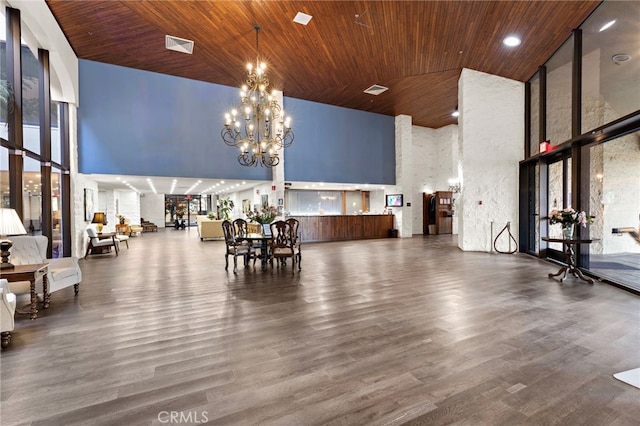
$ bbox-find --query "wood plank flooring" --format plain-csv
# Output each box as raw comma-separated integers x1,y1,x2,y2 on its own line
1,229,639,425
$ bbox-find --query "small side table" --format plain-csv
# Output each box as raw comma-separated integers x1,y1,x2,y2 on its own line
542,237,594,284
115,224,131,236
0,263,49,319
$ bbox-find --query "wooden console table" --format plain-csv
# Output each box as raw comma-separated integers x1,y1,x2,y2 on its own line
542,237,594,284
0,263,49,319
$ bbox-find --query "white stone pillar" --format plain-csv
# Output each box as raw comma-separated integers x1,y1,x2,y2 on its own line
272,90,286,215
458,68,524,251
395,114,413,238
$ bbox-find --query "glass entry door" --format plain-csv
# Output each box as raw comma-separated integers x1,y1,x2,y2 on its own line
164,195,205,228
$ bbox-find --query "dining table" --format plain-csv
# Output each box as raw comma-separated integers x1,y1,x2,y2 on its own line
236,233,272,269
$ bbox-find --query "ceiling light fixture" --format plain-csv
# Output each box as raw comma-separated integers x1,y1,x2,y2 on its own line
503,36,521,47
612,53,631,64
599,20,616,32
221,25,294,167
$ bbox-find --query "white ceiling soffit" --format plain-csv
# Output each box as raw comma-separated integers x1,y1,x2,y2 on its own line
165,35,194,54
364,84,389,95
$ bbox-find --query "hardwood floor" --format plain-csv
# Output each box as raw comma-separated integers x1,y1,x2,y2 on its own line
1,229,639,425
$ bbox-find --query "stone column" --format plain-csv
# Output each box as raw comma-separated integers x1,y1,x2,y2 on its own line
272,90,286,215
395,114,413,238
458,68,524,251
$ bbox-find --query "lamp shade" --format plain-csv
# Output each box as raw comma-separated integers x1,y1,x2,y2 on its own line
91,212,107,225
0,208,27,236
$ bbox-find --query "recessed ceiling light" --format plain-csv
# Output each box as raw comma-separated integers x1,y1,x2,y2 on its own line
293,12,313,25
503,36,521,47
612,53,631,63
599,20,616,32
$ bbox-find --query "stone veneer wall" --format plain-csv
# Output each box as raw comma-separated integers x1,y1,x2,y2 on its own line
395,115,413,238
410,125,460,235
458,69,524,252
140,194,165,229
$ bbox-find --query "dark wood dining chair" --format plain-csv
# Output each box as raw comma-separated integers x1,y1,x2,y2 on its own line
285,218,302,268
222,220,256,273
269,220,297,271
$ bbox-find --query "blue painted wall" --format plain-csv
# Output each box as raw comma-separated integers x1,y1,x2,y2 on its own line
283,98,395,184
78,60,395,184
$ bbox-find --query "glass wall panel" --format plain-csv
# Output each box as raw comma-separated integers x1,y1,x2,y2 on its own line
345,191,362,215
51,101,61,164
52,167,62,257
546,36,574,146
1,7,8,139
582,2,640,133
22,44,40,154
529,72,541,157
548,161,564,251
547,158,572,252
23,155,41,233
587,130,640,292
1,146,8,207
286,190,343,216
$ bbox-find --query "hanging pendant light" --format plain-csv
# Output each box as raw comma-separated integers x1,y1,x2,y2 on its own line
221,25,294,167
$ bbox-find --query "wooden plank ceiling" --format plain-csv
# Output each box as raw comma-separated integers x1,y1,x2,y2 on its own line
45,0,600,129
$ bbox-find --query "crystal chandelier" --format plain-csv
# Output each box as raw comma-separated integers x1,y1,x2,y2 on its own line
221,25,294,167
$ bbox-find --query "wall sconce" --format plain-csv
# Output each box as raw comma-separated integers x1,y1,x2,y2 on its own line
448,179,461,193
596,173,603,183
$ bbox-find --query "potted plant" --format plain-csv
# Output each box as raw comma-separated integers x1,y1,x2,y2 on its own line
207,212,216,220
218,198,234,221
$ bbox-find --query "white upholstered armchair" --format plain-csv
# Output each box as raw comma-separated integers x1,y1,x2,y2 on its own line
1,279,17,348
8,235,83,296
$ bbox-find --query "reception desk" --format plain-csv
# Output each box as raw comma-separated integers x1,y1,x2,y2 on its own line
288,215,394,243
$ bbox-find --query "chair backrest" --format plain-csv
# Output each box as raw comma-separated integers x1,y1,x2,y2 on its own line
285,218,300,244
8,235,47,265
270,221,294,251
221,220,235,245
232,218,249,238
86,227,99,241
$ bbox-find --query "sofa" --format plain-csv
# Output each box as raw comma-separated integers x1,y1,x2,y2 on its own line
8,235,83,297
196,216,224,240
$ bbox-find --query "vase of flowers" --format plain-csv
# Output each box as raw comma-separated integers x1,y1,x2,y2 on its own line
246,204,277,234
549,208,593,239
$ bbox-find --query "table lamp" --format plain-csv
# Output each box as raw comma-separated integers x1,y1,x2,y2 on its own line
91,212,107,233
0,208,28,270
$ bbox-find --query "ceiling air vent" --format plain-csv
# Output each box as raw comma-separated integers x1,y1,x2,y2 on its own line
364,84,389,96
165,35,194,54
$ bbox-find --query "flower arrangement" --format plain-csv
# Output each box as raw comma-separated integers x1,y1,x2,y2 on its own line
549,208,593,228
117,214,126,225
246,204,277,224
